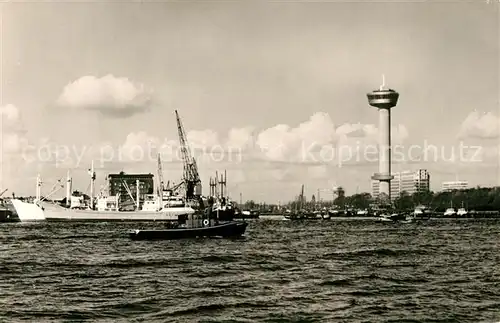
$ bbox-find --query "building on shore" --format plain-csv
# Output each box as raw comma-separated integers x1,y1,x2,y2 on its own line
372,169,430,200
442,180,468,192
107,172,154,207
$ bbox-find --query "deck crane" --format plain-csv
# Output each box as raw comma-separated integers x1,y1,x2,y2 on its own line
175,110,202,202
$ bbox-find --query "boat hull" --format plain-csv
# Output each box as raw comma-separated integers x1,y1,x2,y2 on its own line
40,202,194,222
129,221,248,240
0,208,16,222
283,213,321,221
10,199,46,222
378,213,408,222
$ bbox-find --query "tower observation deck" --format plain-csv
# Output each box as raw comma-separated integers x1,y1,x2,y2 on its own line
367,75,399,202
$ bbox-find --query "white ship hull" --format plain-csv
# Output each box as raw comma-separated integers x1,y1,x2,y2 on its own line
10,199,46,222
40,202,194,222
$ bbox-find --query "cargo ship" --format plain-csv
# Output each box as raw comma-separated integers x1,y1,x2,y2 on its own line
27,159,195,222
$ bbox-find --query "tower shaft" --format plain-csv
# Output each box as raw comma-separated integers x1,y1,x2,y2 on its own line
378,108,391,199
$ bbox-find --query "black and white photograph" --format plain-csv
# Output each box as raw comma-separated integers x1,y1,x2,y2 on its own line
1,0,499,321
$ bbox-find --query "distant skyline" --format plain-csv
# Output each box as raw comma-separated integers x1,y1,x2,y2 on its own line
1,1,499,202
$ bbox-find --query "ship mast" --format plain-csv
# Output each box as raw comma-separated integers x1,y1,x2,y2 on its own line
157,153,165,195
66,170,72,207
300,184,304,210
89,160,96,210
220,170,227,199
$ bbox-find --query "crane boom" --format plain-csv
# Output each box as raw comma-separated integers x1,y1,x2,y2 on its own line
175,110,201,199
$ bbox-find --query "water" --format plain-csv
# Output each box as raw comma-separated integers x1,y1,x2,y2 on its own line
1,219,500,322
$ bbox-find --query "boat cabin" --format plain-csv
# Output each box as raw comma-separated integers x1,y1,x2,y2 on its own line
96,195,119,212
70,195,85,209
185,212,217,228
142,194,162,212
163,194,185,208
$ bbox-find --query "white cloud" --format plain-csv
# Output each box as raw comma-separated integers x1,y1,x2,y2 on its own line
55,74,153,118
256,112,337,162
119,131,159,162
0,104,27,155
187,130,219,150
0,104,30,188
336,123,378,138
459,110,500,139
0,104,20,123
102,113,411,170
18,112,413,195
0,133,27,155
225,127,255,150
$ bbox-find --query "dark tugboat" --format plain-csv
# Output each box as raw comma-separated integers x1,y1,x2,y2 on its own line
129,111,247,240
129,196,247,240
0,189,16,223
0,205,15,222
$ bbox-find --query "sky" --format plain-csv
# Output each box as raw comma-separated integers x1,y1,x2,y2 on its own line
1,0,499,202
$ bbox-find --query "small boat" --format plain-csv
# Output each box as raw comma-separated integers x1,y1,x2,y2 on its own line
327,208,340,217
378,212,408,222
457,202,468,217
283,210,318,221
234,209,259,219
413,205,431,220
129,220,248,240
357,209,369,216
443,207,456,217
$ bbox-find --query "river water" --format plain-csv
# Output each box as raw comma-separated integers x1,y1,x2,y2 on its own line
1,219,499,322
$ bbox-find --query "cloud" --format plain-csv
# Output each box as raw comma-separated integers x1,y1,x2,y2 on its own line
187,130,219,150
17,112,413,197
0,104,27,155
55,74,153,118
96,113,412,170
0,104,31,188
255,112,337,162
225,127,255,150
0,104,20,123
0,134,28,156
336,123,378,138
119,131,160,162
458,110,500,139
328,123,409,167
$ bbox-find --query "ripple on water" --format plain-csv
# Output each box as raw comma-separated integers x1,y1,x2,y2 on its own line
1,220,500,322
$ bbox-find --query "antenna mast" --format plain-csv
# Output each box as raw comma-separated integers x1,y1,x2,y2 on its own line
380,74,386,91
